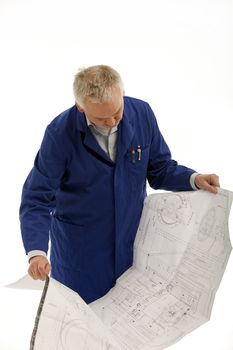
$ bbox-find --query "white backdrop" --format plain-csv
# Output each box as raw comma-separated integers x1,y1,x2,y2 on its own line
0,0,232,349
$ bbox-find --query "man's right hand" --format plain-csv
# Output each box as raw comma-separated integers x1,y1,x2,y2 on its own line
28,256,51,281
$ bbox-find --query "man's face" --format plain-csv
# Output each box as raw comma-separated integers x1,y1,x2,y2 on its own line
76,86,124,128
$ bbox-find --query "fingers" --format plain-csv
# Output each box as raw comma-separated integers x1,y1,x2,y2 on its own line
202,175,218,193
207,174,220,193
195,174,220,194
212,174,220,187
204,183,218,194
28,256,51,281
45,263,51,275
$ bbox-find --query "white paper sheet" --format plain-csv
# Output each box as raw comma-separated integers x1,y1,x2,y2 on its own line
7,189,233,350
6,274,45,290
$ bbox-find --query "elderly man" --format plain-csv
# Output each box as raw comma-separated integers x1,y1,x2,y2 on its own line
20,65,219,303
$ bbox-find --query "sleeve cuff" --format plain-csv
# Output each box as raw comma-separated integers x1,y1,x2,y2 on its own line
27,250,47,262
190,172,200,190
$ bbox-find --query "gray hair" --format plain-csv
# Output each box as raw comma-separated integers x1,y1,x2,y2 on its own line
73,65,124,107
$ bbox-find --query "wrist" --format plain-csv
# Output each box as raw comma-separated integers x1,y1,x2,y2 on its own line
190,172,200,190
27,250,47,262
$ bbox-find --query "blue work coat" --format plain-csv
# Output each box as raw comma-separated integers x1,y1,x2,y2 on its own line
20,96,196,303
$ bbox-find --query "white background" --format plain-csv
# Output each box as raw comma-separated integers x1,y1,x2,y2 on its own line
0,0,232,349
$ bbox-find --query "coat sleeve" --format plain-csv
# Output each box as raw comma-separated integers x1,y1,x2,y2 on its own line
19,125,67,254
146,104,197,191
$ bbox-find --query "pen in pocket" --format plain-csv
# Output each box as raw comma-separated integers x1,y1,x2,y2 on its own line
131,147,136,163
137,145,141,160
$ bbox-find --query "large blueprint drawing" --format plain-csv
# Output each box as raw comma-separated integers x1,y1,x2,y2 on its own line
9,189,233,349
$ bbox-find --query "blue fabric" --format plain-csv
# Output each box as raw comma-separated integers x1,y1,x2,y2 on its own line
20,96,196,303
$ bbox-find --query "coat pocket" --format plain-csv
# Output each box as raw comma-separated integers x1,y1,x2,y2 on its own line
51,217,86,271
125,145,149,191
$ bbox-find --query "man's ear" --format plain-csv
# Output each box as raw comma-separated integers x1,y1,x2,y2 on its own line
76,103,85,113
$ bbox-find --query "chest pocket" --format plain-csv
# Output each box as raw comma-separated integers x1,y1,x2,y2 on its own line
125,145,150,191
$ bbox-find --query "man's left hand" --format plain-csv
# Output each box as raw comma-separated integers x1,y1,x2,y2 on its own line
195,173,220,194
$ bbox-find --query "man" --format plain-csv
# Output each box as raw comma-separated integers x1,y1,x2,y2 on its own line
20,65,220,304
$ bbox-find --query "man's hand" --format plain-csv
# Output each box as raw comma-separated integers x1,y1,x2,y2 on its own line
195,173,220,194
28,256,51,281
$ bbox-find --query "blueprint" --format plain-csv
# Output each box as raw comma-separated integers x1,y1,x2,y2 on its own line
29,277,120,350
90,189,233,349
7,189,233,349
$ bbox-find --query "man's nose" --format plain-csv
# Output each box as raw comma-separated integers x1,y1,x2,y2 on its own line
106,118,116,126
